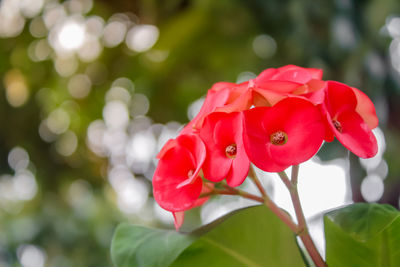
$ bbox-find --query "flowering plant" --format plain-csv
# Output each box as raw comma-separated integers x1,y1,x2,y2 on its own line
112,66,400,267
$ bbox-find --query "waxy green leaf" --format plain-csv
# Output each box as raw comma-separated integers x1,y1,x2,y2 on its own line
111,205,305,267
325,203,400,267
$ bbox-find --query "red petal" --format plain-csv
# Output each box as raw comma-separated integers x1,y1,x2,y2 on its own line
202,150,232,182
333,110,378,158
266,98,324,168
243,107,288,172
226,143,250,187
256,80,302,93
307,68,323,80
153,147,203,211
215,90,252,114
243,98,325,172
175,134,206,187
173,211,185,230
209,82,237,92
153,134,206,211
180,120,197,135
272,68,312,84
243,124,287,172
301,87,326,105
191,87,231,129
194,182,214,206
156,139,177,159
200,112,246,182
172,182,213,230
276,65,323,80
326,81,357,116
256,68,279,83
351,87,378,129
252,88,287,106
306,79,326,93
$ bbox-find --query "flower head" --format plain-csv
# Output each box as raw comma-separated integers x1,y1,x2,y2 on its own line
199,112,250,187
322,81,378,158
153,134,206,212
243,97,325,172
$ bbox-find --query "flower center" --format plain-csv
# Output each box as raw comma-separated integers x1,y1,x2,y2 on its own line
270,131,288,145
225,144,237,158
332,120,343,133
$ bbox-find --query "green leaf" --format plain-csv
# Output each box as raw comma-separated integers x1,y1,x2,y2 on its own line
172,205,305,267
111,224,196,267
111,205,305,267
324,203,400,267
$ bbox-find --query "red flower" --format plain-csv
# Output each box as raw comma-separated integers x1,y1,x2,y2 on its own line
322,81,378,158
216,65,325,111
199,112,250,187
257,64,322,85
351,86,379,129
172,211,184,230
171,182,214,230
243,97,325,172
153,134,206,212
181,82,243,134
183,65,326,135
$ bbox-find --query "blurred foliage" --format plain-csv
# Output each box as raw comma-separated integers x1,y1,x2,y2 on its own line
0,0,400,266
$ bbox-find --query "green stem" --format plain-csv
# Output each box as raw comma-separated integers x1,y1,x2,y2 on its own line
278,167,326,267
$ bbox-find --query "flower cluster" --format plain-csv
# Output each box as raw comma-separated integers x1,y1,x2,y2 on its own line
153,65,378,229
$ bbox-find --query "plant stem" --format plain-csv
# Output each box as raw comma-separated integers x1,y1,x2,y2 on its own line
263,193,300,233
248,165,267,198
221,184,264,203
248,166,299,233
278,167,326,267
291,164,299,185
278,169,292,190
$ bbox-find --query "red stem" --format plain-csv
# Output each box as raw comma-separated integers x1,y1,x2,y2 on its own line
278,168,326,267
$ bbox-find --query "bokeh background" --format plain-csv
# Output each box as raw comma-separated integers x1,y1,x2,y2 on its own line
0,0,400,266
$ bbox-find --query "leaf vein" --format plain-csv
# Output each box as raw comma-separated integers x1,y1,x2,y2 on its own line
201,237,262,267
